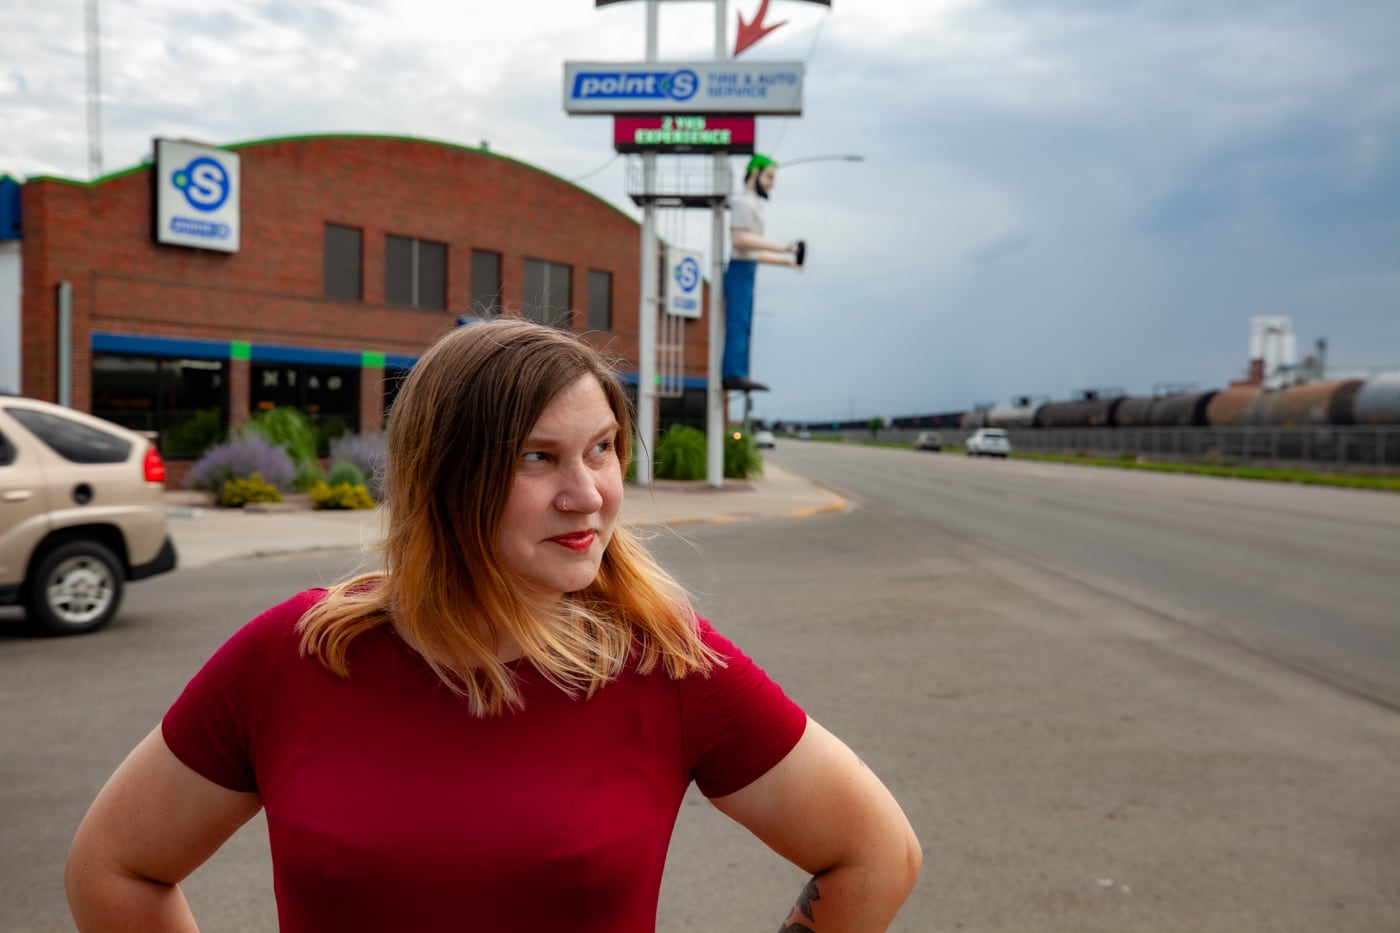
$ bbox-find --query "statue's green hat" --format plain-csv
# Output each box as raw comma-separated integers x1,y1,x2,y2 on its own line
745,154,777,177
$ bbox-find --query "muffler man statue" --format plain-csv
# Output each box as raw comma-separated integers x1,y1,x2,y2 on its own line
722,154,805,393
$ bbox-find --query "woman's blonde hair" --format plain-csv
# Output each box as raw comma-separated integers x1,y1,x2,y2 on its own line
297,318,717,715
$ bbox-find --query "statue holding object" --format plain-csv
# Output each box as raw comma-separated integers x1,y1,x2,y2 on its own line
722,154,805,393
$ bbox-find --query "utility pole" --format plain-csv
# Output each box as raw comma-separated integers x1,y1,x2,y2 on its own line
707,0,729,488
634,0,660,485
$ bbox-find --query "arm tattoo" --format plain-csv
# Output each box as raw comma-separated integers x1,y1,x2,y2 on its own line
777,878,821,932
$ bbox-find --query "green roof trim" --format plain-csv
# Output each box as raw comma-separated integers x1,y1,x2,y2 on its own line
25,162,150,188
20,132,637,223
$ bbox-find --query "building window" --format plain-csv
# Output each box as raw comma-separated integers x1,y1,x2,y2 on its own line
382,368,411,424
523,259,573,328
250,363,359,454
92,355,228,459
385,235,447,310
586,269,612,331
471,249,502,317
324,224,362,300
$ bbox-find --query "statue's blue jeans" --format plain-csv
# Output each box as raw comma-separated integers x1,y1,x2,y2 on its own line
721,259,758,380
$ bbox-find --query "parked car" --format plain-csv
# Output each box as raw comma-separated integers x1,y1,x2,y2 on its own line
0,395,177,635
913,431,943,451
754,429,776,449
965,428,1011,458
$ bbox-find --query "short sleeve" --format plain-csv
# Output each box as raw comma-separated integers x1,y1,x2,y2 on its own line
161,590,323,793
730,194,759,233
679,619,807,798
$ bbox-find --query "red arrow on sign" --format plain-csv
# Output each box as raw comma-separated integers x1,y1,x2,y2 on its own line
734,0,789,58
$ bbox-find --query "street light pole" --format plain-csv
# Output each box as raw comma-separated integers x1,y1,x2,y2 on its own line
781,154,865,167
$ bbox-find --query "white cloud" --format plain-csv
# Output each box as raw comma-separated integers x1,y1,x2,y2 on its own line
1,0,1397,419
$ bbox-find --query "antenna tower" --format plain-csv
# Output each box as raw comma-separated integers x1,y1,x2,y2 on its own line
85,0,103,178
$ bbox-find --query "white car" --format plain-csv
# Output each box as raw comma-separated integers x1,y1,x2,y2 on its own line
754,430,776,449
965,428,1011,458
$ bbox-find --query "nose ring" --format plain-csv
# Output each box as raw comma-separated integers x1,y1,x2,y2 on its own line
556,495,570,511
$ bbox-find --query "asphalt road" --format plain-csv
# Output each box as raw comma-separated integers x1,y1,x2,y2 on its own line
773,440,1400,710
2,446,1398,931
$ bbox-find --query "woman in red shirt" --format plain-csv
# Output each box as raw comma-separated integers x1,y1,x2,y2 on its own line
65,319,921,932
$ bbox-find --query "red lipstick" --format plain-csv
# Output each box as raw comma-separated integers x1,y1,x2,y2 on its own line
549,531,596,552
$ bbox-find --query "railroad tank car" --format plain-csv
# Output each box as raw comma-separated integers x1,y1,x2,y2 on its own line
986,401,1038,428
1111,395,1157,427
1352,373,1400,425
960,409,990,429
1249,379,1363,426
1033,397,1122,428
1204,386,1261,425
1147,390,1217,426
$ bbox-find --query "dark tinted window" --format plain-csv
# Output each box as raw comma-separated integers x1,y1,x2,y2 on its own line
418,240,446,310
4,407,131,464
587,269,612,331
324,224,363,300
92,354,228,458
385,235,414,307
250,364,360,455
385,235,447,310
381,368,412,424
523,259,572,328
471,249,501,316
0,431,14,467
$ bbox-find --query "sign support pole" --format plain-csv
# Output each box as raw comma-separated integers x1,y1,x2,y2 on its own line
635,0,660,486
706,0,728,488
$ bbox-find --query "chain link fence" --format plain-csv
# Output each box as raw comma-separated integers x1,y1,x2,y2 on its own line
873,426,1400,471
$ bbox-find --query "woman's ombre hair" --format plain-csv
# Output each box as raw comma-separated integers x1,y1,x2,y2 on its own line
297,318,717,715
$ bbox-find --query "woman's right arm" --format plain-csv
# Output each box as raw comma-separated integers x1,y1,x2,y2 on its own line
66,726,263,932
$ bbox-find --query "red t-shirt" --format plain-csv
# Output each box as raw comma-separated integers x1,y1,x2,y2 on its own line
162,590,806,932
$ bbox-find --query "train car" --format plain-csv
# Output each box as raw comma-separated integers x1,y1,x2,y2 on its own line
960,409,990,429
1033,397,1121,428
1111,395,1157,427
1204,386,1261,426
985,401,1038,429
1147,390,1217,427
1352,373,1400,425
1249,380,1363,426
891,411,966,430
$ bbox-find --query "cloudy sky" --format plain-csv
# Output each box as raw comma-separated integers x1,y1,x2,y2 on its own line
3,0,1398,422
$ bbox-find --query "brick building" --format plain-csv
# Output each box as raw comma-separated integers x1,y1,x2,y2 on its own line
0,134,711,481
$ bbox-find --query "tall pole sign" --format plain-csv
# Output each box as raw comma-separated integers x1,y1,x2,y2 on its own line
574,0,827,487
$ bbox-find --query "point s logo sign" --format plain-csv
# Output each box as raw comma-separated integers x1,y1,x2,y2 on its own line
572,69,698,102
171,157,231,212
565,61,804,115
154,139,241,253
666,248,703,319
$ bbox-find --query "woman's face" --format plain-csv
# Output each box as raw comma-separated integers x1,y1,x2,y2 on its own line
496,374,624,602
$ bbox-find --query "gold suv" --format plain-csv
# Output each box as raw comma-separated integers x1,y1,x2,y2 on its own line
0,395,177,635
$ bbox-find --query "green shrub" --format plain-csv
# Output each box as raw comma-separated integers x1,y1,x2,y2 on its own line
310,481,376,510
239,407,322,491
654,424,707,481
163,407,225,458
217,472,283,508
724,428,762,479
327,459,367,488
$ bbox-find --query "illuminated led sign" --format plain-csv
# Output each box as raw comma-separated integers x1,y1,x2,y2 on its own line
613,115,756,154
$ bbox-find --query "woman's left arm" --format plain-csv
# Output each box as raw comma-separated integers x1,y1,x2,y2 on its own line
710,717,922,932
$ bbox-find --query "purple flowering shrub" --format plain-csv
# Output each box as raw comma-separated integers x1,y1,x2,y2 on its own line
185,433,297,493
329,431,387,499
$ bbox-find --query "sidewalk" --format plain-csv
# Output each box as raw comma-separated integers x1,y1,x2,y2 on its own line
165,462,849,570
